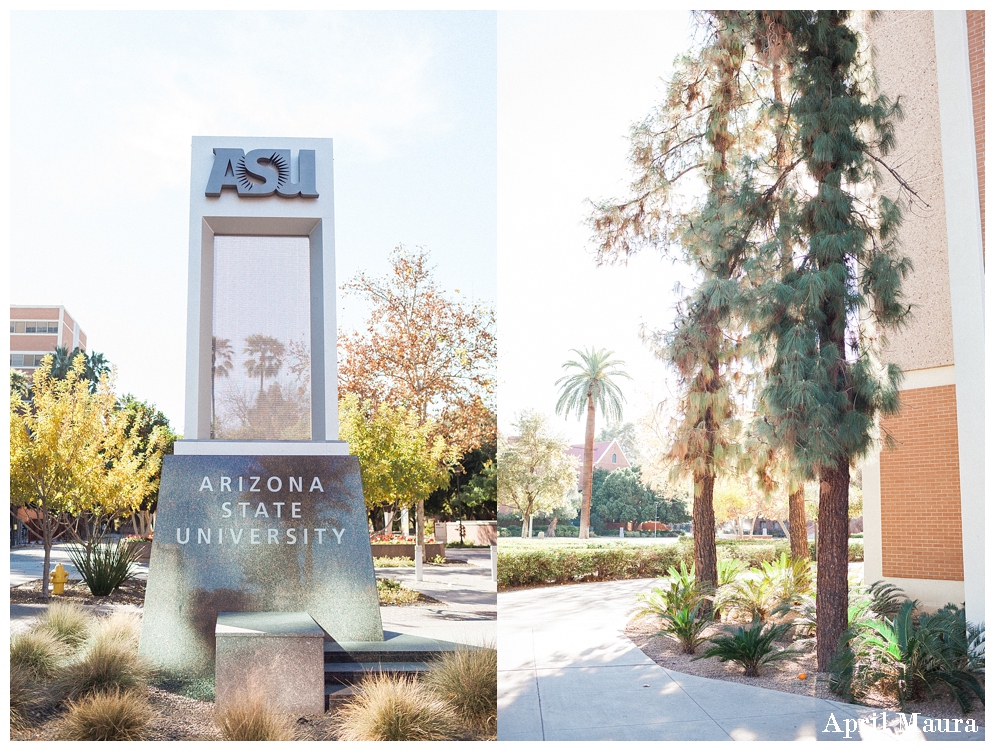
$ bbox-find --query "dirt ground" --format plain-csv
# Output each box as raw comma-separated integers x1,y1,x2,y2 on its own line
626,613,985,728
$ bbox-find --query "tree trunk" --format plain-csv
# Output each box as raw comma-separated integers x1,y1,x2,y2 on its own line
546,516,558,537
579,393,596,539
816,457,850,670
788,486,807,561
692,470,718,608
41,511,53,599
416,500,425,562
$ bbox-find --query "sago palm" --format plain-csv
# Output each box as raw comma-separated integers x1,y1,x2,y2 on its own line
555,347,629,539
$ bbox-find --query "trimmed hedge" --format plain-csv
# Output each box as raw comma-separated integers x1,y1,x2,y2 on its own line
497,538,863,589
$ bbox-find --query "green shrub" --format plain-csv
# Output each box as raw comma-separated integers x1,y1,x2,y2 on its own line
830,600,985,712
58,637,151,700
336,674,460,741
35,601,93,653
695,619,800,677
761,553,814,604
67,539,142,596
638,578,712,655
374,556,415,567
497,544,692,588
57,688,151,741
215,693,296,741
377,578,420,605
424,646,497,731
11,629,66,680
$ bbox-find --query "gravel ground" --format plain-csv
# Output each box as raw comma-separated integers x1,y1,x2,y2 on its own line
626,612,985,727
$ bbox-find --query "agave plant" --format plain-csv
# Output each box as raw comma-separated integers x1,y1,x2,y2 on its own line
694,619,800,677
829,600,985,712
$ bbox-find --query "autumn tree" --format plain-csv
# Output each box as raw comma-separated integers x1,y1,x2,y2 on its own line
497,411,579,538
114,395,177,538
338,393,457,541
340,245,496,454
340,245,497,546
10,355,159,596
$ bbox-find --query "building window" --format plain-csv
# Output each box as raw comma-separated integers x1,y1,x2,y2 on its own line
10,354,46,368
612,453,617,464
11,320,58,334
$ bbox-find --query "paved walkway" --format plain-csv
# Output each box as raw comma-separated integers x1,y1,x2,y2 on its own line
498,579,983,742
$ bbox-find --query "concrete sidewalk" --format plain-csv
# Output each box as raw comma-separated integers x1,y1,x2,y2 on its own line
498,579,983,742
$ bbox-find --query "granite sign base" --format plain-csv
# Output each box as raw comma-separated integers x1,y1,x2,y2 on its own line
138,454,383,677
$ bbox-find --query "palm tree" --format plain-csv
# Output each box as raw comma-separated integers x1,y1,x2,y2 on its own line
555,347,629,539
211,337,234,438
243,334,285,394
49,345,73,380
83,351,110,392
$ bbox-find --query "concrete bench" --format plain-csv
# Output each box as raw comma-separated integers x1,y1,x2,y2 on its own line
215,612,325,716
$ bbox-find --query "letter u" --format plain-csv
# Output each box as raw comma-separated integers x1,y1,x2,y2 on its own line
177,528,190,544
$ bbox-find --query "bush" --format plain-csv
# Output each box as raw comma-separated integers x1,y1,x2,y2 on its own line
423,646,497,731
57,688,151,741
215,693,296,741
830,600,985,712
58,637,151,700
377,578,420,605
374,556,415,567
11,629,66,680
91,611,142,651
336,674,461,741
497,544,693,588
638,576,712,655
35,601,93,653
67,539,142,596
695,619,800,677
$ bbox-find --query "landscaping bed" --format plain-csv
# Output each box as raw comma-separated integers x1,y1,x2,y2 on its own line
626,612,985,728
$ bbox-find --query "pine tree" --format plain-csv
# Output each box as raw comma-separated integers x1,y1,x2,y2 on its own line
753,11,912,669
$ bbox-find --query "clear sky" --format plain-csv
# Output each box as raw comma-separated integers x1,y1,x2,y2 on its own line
497,11,695,445
9,10,697,445
9,11,497,431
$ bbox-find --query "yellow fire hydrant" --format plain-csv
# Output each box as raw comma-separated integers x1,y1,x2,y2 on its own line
51,563,69,595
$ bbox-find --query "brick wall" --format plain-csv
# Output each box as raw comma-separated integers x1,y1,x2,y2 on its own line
967,10,984,248
879,384,964,581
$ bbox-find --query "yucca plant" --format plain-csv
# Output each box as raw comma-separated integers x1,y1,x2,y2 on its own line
829,600,985,712
695,619,800,677
67,538,142,596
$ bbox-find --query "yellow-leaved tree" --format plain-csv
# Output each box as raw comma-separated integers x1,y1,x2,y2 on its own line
10,354,163,596
338,393,458,543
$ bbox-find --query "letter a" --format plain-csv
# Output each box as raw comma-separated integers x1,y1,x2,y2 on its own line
310,477,324,492
199,476,214,492
205,148,244,196
824,714,841,734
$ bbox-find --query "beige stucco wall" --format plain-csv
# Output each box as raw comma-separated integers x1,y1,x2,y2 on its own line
867,10,955,372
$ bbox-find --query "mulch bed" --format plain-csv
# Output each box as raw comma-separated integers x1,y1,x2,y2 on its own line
626,612,985,728
10,578,146,607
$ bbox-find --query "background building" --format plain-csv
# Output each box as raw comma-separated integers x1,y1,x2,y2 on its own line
9,304,87,371
861,11,984,624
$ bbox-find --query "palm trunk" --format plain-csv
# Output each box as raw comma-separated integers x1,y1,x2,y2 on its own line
816,457,850,670
579,393,596,539
789,486,807,561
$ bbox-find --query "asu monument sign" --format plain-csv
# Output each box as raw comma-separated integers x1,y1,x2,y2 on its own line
139,137,383,677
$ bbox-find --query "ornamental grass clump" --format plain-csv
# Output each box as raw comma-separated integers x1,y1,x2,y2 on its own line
424,646,497,732
830,600,985,712
695,619,800,677
10,664,39,732
57,688,152,741
57,637,151,700
34,601,94,653
90,611,142,651
336,674,460,741
10,628,66,681
215,693,296,741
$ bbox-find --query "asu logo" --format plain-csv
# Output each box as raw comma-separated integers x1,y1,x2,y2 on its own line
205,148,319,198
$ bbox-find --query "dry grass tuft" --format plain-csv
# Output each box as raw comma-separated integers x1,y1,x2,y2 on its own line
57,637,151,700
57,688,152,741
35,601,94,653
215,693,297,741
10,664,40,732
10,628,66,680
423,646,497,731
336,673,461,741
91,610,142,650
